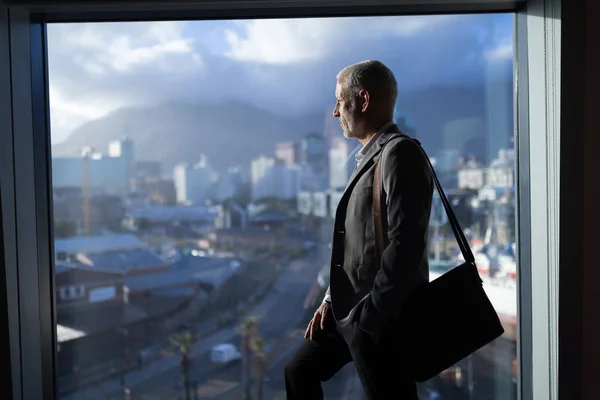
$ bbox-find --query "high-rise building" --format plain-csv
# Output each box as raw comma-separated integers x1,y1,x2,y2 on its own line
108,137,135,192
134,161,161,180
275,142,299,166
250,156,300,200
172,155,216,205
299,133,328,173
52,138,135,195
329,136,357,190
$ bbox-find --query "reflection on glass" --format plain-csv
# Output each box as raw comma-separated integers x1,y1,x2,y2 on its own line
49,13,515,400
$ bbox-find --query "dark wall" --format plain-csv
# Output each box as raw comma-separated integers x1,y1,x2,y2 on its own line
559,0,600,399
0,178,13,400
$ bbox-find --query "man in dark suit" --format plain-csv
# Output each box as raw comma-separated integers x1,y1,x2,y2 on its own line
284,60,433,399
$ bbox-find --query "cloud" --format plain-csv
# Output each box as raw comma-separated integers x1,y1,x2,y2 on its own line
223,15,455,64
48,21,206,141
47,13,512,143
49,84,121,140
52,21,201,74
485,42,513,62
224,18,336,64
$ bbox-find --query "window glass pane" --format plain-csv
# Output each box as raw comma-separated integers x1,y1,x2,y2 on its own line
48,13,516,400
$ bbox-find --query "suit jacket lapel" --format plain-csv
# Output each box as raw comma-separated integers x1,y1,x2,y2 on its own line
340,124,402,201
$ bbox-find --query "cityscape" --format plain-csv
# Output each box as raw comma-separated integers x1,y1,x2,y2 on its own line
49,13,517,400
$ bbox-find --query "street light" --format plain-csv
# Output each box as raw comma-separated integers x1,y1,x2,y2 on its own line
467,354,474,400
117,327,129,387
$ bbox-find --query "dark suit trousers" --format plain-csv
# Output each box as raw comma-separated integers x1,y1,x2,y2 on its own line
284,317,418,400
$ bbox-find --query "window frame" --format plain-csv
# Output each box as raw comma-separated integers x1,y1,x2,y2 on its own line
0,0,560,399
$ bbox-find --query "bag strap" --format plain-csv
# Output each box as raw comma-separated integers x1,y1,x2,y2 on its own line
373,158,385,273
373,136,475,269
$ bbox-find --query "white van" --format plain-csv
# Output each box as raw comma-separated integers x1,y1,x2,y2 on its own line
210,343,242,365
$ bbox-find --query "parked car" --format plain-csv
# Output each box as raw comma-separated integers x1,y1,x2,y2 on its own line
210,343,241,366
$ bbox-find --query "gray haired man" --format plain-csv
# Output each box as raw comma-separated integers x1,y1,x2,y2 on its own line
284,60,433,399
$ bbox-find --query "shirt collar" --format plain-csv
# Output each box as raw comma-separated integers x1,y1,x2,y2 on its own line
355,120,395,164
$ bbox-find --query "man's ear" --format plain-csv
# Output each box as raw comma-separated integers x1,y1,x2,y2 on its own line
359,89,370,113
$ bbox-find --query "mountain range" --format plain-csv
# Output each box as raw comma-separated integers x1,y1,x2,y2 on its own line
52,83,507,174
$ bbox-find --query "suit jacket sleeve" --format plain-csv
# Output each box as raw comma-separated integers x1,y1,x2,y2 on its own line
358,138,433,341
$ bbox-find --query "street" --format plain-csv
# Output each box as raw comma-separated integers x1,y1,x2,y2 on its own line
62,248,345,400
194,248,362,399
206,250,363,400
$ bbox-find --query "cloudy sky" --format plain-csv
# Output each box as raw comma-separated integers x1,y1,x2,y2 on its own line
47,13,512,143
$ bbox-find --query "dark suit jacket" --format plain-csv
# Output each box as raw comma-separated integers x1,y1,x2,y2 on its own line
326,124,433,343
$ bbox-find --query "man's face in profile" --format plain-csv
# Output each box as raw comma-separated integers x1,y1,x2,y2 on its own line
334,80,366,140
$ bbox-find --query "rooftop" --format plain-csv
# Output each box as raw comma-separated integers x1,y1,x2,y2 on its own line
55,261,124,276
129,205,217,222
55,234,145,254
215,227,279,236
56,302,148,343
249,209,293,222
57,324,86,343
124,255,239,292
78,249,166,273
56,295,190,343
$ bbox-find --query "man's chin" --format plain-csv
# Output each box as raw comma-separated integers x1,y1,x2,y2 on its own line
342,130,354,139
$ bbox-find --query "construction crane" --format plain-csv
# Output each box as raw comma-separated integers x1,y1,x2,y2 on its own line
81,146,93,235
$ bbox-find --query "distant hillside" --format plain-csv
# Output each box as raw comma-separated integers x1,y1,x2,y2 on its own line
52,84,505,173
52,101,324,172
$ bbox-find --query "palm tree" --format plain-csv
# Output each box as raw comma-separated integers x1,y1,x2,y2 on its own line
169,331,195,400
238,317,258,400
250,335,268,400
